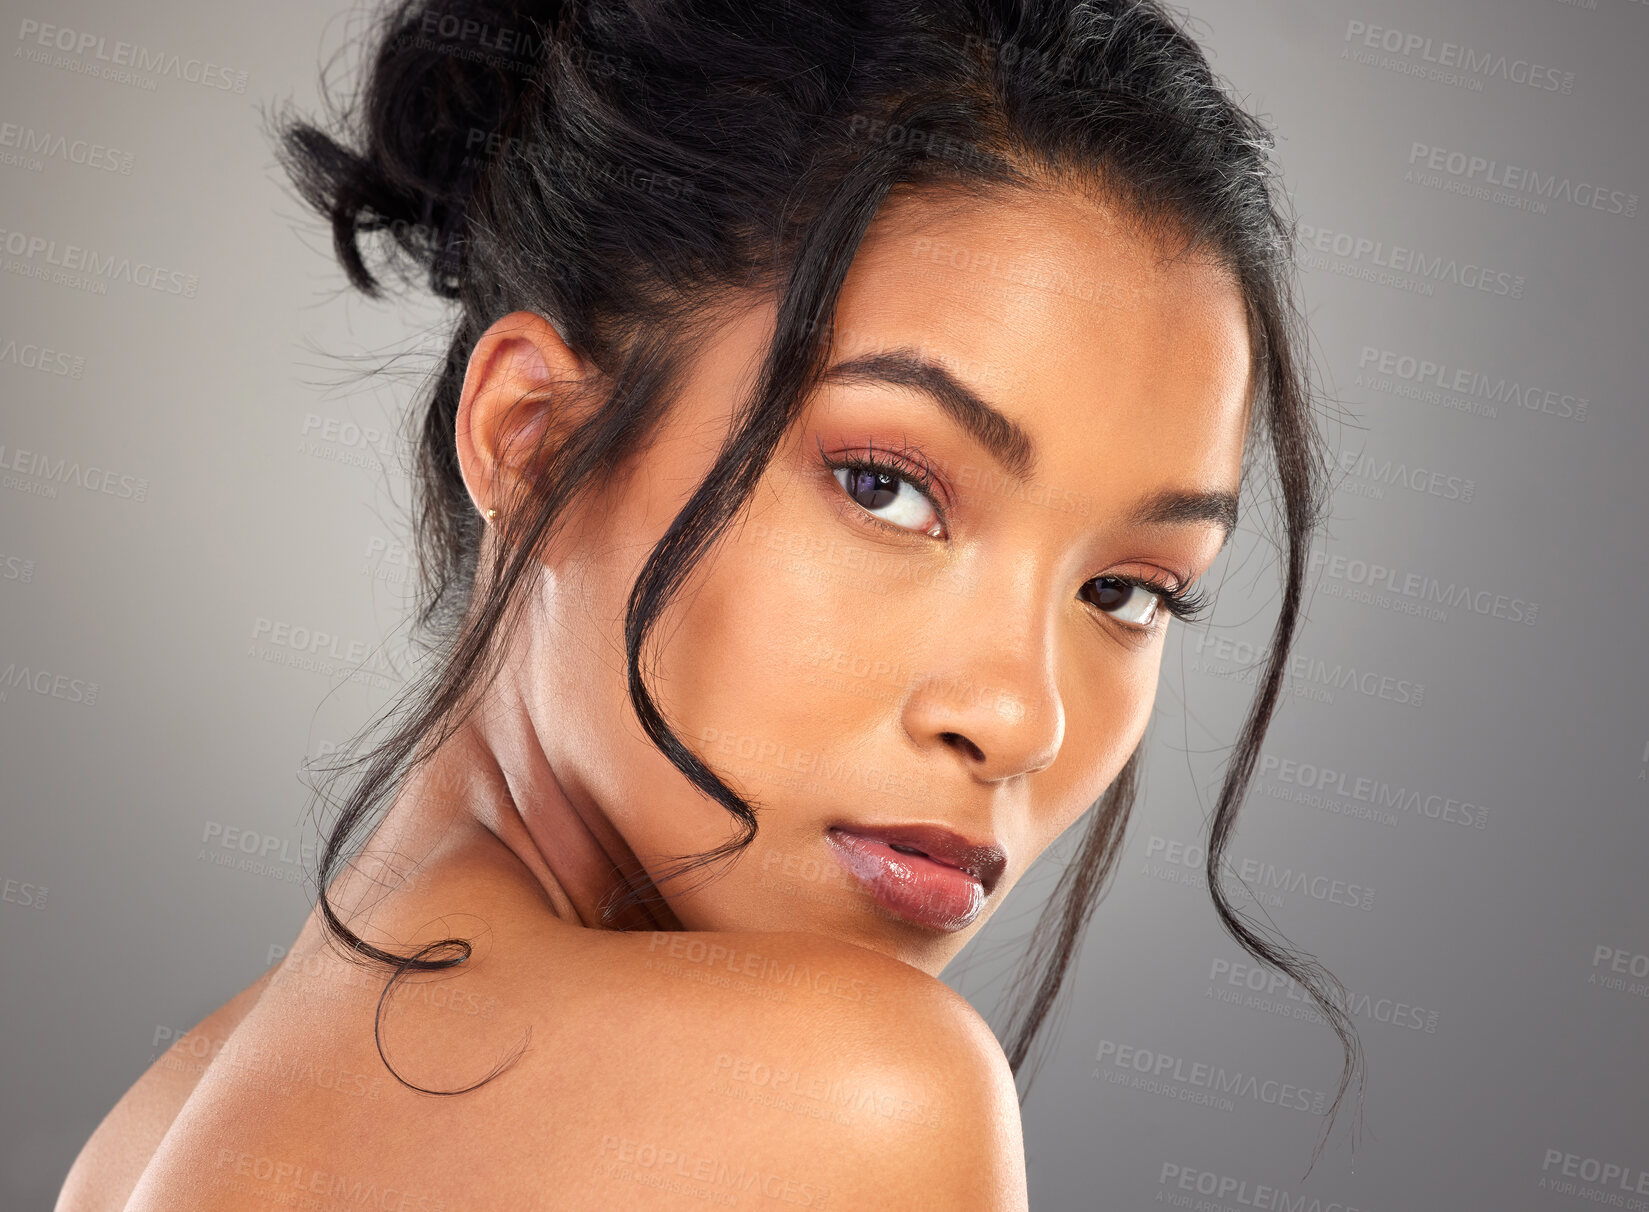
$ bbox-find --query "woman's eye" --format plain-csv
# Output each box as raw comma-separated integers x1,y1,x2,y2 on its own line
833,465,942,537
1079,576,1161,628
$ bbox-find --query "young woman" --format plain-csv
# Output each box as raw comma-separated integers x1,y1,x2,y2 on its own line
58,0,1358,1207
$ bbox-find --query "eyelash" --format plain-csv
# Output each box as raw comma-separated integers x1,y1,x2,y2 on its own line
1103,570,1213,625
818,439,1213,629
821,435,949,520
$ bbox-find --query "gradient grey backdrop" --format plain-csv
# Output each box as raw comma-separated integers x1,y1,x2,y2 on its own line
2,0,1645,1208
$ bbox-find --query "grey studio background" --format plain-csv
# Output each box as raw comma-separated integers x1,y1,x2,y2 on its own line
1,0,1645,1208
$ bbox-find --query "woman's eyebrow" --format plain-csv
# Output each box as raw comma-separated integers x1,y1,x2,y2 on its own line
1125,486,1240,550
819,348,1238,547
820,348,1038,481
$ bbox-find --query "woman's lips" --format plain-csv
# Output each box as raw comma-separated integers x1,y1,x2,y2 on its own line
823,825,1002,932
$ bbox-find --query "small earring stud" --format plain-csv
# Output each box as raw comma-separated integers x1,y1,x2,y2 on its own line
486,508,498,520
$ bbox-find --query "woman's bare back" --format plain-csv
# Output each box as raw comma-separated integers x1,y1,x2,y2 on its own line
62,825,1027,1212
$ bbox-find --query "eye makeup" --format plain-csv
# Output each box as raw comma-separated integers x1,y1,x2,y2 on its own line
817,435,949,539
812,433,1213,633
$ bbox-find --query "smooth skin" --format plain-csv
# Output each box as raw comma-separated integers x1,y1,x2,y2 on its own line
59,183,1251,1211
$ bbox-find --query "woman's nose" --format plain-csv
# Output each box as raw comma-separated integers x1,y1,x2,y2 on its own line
897,611,1065,785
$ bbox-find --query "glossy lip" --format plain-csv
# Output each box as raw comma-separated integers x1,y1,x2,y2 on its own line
828,822,1007,892
824,822,1008,933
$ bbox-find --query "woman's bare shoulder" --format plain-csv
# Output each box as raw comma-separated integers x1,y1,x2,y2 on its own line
596,925,1030,1210
114,911,1025,1211
487,919,1030,1210
54,963,278,1212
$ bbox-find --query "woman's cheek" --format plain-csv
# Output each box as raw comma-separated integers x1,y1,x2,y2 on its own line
1053,652,1156,808
661,523,834,753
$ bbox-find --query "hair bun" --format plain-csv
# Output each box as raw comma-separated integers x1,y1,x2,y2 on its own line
281,0,568,298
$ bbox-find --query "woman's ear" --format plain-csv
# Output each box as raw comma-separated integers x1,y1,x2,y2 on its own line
454,310,595,523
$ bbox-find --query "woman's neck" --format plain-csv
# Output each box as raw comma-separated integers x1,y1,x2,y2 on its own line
335,674,684,939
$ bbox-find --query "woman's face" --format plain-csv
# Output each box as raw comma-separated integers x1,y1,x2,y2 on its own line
473,186,1252,974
